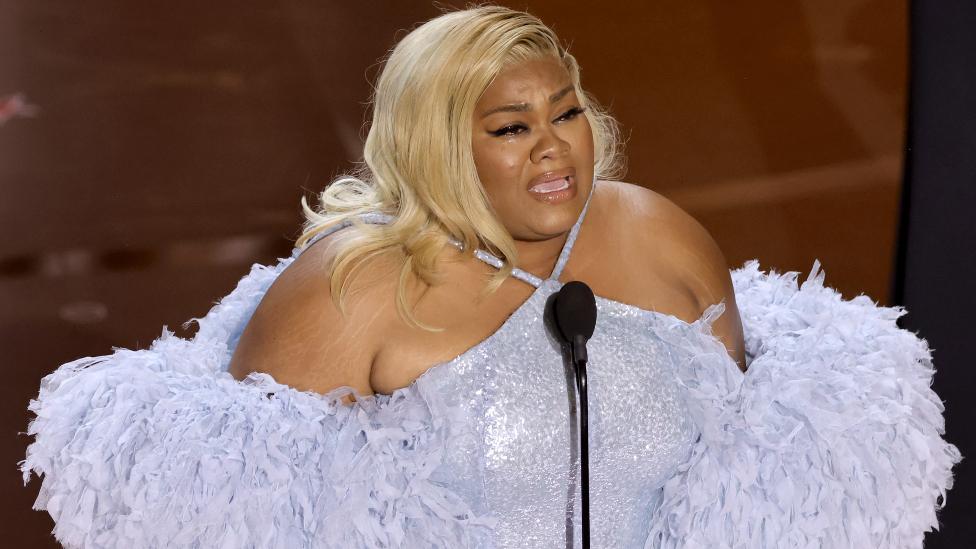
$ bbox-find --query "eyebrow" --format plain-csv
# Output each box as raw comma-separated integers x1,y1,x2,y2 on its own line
479,84,576,118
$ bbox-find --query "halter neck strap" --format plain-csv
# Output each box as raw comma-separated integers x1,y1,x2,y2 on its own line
448,178,596,288
297,211,395,253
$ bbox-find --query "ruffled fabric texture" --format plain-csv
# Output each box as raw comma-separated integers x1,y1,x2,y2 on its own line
644,259,963,549
20,251,496,549
21,251,963,548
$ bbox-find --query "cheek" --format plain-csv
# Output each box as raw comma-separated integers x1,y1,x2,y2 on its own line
575,120,596,161
473,140,528,186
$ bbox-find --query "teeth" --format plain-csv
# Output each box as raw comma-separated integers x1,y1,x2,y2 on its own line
530,176,571,193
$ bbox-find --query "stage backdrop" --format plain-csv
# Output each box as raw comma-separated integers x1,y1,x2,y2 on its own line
3,0,957,545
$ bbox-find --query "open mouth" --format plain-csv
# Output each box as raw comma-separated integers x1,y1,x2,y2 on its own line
529,176,572,194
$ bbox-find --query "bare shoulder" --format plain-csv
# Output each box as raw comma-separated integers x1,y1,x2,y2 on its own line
600,180,747,371
227,231,402,401
632,184,730,305
601,181,725,297
598,180,704,246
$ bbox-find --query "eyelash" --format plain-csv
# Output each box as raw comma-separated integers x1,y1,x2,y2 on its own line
489,106,587,137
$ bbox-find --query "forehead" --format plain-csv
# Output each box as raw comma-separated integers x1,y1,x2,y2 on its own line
478,57,573,105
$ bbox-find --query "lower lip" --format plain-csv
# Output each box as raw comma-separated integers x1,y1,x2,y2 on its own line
528,176,576,204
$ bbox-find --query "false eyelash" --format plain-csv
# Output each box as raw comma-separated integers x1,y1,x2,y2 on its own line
490,106,587,137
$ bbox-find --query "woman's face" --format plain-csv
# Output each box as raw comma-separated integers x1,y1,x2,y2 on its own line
471,56,595,243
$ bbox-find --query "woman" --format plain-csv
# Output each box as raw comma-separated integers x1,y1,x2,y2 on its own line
21,6,960,548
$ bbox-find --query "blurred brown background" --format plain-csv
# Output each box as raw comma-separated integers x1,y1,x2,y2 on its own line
2,0,906,545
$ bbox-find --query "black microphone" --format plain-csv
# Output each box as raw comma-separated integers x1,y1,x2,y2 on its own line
551,280,597,549
553,281,597,364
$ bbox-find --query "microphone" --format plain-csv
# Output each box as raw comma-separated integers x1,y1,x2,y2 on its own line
553,281,597,365
551,280,597,549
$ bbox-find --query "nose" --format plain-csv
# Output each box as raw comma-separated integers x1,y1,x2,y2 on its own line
530,127,571,164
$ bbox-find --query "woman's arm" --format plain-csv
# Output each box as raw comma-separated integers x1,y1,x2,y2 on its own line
228,237,391,401
673,216,748,373
620,181,747,372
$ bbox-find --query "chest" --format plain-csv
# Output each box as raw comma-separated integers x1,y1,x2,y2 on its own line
370,263,699,396
410,292,698,546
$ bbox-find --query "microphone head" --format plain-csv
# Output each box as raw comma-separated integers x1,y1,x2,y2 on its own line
554,280,597,342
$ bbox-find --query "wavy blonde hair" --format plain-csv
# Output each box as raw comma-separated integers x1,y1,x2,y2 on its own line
296,4,625,331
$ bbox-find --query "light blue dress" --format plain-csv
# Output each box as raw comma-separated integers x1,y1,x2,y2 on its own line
21,182,962,548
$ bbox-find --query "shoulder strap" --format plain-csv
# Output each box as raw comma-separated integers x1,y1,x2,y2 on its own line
295,212,394,258
547,181,595,280
448,244,546,289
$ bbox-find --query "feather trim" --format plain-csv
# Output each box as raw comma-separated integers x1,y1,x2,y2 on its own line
645,259,963,549
21,252,496,548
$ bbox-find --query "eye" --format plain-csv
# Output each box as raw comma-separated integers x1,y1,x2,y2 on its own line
490,123,527,137
487,106,587,138
555,106,586,122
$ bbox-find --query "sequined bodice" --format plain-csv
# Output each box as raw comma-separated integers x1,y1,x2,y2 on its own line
299,182,700,548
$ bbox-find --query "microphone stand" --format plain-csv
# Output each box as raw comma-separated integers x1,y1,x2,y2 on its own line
571,333,590,549
549,281,596,549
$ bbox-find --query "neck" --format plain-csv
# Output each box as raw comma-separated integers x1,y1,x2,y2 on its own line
513,231,570,280
511,178,594,279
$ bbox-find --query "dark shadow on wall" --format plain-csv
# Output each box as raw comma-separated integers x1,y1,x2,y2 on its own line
896,1,976,546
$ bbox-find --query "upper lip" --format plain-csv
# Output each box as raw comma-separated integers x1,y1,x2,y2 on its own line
527,167,576,190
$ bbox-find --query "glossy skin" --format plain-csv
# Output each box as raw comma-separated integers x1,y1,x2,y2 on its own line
228,58,747,400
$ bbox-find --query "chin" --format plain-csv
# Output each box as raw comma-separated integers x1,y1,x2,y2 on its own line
523,200,583,239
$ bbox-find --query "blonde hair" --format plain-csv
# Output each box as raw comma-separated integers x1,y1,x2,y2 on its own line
296,4,625,331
